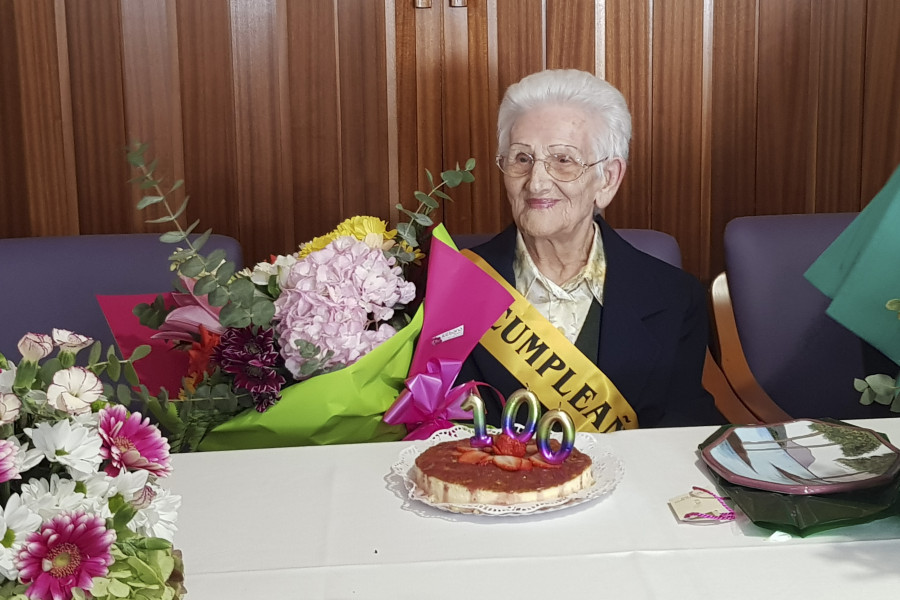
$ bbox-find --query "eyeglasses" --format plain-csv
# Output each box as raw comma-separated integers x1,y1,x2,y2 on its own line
495,145,606,183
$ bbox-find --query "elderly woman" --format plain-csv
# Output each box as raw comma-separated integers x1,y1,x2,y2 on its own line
458,69,721,429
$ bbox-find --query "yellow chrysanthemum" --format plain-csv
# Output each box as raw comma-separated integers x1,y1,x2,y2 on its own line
299,216,398,258
400,240,425,262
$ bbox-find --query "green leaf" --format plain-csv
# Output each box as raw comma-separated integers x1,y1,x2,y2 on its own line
207,286,230,307
465,157,476,171
193,275,219,296
123,362,141,387
432,189,451,201
459,170,475,183
425,168,434,187
88,340,103,365
116,383,133,405
440,170,464,187
228,278,256,306
219,303,251,328
136,196,165,210
178,255,206,278
129,345,152,362
159,231,186,244
170,197,190,220
144,214,176,224
410,212,433,226
205,249,227,267
215,262,235,284
108,359,122,381
250,298,276,326
191,227,212,253
183,218,201,236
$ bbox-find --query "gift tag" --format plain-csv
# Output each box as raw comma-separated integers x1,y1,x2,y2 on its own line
432,325,464,344
668,486,735,523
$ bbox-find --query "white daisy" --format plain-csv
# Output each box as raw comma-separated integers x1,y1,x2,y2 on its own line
6,436,44,476
83,470,150,518
26,419,102,480
128,484,181,543
0,493,42,580
19,473,88,520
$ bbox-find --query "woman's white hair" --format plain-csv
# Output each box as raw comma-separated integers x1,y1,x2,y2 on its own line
496,69,632,162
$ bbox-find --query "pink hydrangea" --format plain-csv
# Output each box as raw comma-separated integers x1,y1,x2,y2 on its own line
16,511,115,600
274,236,415,378
98,405,172,477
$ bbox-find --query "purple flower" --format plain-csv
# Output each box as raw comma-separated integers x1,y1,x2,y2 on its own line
214,327,286,410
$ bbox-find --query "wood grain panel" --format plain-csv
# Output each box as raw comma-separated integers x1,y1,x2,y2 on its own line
651,0,706,277
546,0,594,72
65,0,131,234
394,1,423,231
466,0,507,234
812,0,865,213
755,0,814,215
0,0,31,237
15,0,76,236
285,0,342,246
496,0,543,97
604,0,652,229
121,0,184,233
861,0,900,203
709,0,758,278
442,0,475,235
229,0,292,263
336,2,389,224
407,0,444,226
174,0,239,251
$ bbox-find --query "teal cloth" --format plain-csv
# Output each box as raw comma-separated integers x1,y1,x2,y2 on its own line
804,163,900,366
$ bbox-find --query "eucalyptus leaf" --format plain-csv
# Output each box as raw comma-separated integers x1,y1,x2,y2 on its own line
425,168,434,187
124,362,140,387
191,227,212,253
219,303,251,328
250,298,276,326
411,212,433,226
129,345,152,362
159,231,186,244
183,218,201,237
441,170,464,187
144,214,176,224
205,248,227,268
136,196,165,210
214,261,235,284
170,197,190,220
193,274,219,296
207,286,230,307
178,255,206,278
465,157,476,171
228,277,256,306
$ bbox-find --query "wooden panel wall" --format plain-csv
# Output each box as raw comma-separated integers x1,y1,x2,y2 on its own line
1,0,899,284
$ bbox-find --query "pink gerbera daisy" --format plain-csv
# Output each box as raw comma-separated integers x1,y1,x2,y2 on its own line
16,511,115,600
98,405,172,477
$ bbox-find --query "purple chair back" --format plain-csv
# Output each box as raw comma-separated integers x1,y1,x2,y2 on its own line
725,213,896,419
453,228,683,268
0,233,243,359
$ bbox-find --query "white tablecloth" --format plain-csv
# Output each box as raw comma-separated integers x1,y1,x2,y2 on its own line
163,419,900,599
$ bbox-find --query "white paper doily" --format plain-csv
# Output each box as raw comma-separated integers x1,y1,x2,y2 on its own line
389,425,624,517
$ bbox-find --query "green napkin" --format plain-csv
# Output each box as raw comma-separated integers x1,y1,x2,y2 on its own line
804,163,900,366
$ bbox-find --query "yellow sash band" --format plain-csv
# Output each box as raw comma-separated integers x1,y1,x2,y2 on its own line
461,249,639,432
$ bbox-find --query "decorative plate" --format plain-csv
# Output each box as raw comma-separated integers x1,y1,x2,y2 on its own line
390,425,624,516
700,419,900,495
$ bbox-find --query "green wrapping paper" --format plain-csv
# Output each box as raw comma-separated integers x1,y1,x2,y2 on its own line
804,163,900,366
699,423,900,536
198,307,422,450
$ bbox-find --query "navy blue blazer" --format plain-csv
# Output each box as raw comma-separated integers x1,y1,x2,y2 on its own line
456,216,723,428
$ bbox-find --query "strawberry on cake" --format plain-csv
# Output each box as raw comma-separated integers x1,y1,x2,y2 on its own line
410,432,593,506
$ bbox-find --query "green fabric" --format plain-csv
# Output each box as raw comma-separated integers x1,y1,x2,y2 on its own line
804,163,900,366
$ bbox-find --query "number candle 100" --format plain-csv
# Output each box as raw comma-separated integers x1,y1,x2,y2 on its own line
460,389,576,464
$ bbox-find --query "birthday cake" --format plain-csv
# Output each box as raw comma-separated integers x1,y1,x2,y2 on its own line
410,433,594,506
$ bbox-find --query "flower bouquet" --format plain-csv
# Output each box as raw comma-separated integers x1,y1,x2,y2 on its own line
0,330,182,600
122,143,475,451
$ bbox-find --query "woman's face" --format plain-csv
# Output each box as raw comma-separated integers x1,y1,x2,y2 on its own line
503,104,616,244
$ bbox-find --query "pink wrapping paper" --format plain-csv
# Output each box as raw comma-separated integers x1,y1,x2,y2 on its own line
384,237,513,439
96,293,188,396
